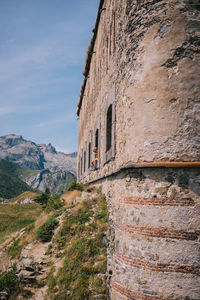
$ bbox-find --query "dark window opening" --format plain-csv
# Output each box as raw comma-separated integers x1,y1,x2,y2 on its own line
88,143,91,169
81,157,83,176
106,104,112,152
84,151,86,173
95,129,99,149
92,129,99,169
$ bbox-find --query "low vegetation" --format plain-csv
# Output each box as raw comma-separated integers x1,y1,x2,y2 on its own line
0,265,18,294
0,186,109,299
67,180,84,192
36,216,59,242
0,202,42,244
35,188,65,212
7,238,23,258
0,264,33,299
47,189,109,299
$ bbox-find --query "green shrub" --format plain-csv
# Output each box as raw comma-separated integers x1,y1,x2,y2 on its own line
36,217,59,242
35,187,50,206
67,180,84,192
35,189,64,212
0,265,18,292
46,195,64,212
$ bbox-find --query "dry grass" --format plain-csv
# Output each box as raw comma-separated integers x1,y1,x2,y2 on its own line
9,191,40,203
61,190,81,207
34,213,50,230
0,253,10,270
0,203,42,244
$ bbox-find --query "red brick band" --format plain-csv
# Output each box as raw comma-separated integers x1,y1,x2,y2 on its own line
123,197,194,206
111,281,175,300
113,251,200,275
116,224,199,240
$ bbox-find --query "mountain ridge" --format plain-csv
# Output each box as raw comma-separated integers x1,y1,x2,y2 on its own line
0,134,77,194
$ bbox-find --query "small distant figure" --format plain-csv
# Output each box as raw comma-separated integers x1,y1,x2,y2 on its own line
91,147,98,169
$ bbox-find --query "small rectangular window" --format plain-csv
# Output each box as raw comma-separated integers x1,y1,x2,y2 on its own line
84,151,86,173
88,143,91,169
106,104,112,152
78,159,80,177
95,129,99,149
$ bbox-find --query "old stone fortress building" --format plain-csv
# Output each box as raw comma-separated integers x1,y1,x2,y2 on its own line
77,0,200,299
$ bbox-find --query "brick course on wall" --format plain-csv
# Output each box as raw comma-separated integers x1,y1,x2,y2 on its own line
98,168,200,299
77,0,200,299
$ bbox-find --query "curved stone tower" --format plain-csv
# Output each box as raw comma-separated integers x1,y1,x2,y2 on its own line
77,0,200,299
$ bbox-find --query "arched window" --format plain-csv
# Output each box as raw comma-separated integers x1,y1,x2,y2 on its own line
106,104,112,152
88,142,91,169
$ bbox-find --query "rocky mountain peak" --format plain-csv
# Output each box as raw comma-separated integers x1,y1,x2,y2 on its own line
0,134,23,147
38,143,57,154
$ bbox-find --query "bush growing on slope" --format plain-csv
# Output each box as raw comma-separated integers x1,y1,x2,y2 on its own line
0,265,18,293
36,216,59,242
35,188,64,212
67,180,84,192
35,187,50,206
45,194,64,212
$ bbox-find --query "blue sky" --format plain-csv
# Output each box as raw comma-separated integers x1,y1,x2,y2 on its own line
0,0,99,153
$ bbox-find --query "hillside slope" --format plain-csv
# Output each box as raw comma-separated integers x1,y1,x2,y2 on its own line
0,160,33,199
0,189,110,300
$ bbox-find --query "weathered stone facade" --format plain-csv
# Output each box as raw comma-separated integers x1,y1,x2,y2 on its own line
77,0,200,299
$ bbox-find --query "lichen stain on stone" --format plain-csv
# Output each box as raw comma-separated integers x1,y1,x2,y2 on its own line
162,37,200,68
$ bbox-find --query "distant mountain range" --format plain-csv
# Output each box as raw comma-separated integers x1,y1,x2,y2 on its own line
0,134,77,196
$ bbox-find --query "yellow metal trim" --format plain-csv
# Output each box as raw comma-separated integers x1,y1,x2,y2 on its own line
128,161,200,168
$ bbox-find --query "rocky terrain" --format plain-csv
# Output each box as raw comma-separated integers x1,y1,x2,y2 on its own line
0,134,77,194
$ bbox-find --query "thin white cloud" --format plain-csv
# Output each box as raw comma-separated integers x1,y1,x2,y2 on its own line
0,104,51,116
34,111,75,128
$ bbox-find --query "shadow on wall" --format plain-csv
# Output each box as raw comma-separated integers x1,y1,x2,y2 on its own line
104,167,200,197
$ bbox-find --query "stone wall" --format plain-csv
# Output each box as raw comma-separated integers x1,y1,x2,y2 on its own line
77,0,200,182
97,167,200,299
77,0,200,299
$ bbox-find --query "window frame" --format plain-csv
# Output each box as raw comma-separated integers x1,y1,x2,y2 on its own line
104,85,116,164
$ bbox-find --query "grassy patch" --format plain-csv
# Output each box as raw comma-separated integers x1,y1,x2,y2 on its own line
7,238,23,258
0,203,42,244
48,191,109,299
10,191,39,203
36,216,59,242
